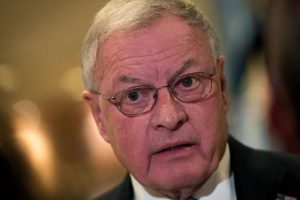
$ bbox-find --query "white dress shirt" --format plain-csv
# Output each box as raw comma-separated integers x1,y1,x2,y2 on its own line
131,144,237,200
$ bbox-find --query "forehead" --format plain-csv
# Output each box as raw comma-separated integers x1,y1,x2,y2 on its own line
96,14,214,85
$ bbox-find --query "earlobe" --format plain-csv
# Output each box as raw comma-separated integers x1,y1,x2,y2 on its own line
82,90,111,143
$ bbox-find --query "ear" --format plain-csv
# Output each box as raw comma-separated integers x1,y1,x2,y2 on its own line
82,90,111,143
217,56,229,113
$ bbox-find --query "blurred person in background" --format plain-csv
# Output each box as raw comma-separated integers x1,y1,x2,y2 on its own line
82,0,300,199
266,0,300,154
0,90,34,200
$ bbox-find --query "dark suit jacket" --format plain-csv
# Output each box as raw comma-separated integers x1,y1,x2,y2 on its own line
94,136,300,200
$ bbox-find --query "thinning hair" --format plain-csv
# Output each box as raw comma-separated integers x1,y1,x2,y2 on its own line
81,0,220,91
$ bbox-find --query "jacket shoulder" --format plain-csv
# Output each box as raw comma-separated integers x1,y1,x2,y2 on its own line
229,136,300,175
229,136,300,197
259,148,300,185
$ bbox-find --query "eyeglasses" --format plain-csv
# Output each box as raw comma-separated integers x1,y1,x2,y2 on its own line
92,71,215,117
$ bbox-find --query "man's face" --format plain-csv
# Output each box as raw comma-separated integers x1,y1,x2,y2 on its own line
84,14,229,192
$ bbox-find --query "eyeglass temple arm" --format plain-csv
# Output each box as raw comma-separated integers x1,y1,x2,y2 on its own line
90,90,117,103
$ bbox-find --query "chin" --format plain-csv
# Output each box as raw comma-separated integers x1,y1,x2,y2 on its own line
148,167,211,192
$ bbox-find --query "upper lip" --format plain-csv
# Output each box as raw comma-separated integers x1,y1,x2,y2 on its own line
154,141,195,154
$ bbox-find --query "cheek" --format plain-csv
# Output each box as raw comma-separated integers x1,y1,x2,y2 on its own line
189,98,225,131
188,95,227,151
105,115,151,174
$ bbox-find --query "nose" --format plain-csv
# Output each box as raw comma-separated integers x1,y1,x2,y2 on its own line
150,88,188,131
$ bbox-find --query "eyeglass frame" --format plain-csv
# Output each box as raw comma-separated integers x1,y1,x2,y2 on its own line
91,69,216,117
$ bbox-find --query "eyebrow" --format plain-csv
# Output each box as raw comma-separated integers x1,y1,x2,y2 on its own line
172,59,198,77
118,75,142,84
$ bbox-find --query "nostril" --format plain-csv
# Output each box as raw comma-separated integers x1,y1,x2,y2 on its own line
174,119,184,131
156,113,188,131
174,115,188,130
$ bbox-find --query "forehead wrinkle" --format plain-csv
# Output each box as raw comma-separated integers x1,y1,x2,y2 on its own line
149,43,194,81
104,43,184,86
101,47,154,83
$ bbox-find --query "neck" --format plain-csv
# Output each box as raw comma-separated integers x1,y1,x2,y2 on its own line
148,183,205,200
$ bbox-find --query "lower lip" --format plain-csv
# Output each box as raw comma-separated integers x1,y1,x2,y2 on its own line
154,145,195,160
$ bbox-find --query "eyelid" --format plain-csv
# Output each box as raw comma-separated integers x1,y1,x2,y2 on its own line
116,85,155,96
113,84,151,95
170,72,204,84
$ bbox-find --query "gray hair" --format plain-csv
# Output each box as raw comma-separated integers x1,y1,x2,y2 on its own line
81,0,220,91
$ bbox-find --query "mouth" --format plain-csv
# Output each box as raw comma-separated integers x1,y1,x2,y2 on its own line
155,143,194,154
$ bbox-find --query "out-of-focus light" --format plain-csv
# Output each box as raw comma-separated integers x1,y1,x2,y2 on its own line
13,99,55,191
0,63,18,92
13,99,41,126
15,126,55,190
60,67,84,101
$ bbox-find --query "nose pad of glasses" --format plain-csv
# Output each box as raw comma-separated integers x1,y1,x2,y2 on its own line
153,91,158,99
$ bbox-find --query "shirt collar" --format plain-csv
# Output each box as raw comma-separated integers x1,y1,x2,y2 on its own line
130,143,236,200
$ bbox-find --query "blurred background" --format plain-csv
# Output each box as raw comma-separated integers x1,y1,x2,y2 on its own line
0,0,290,199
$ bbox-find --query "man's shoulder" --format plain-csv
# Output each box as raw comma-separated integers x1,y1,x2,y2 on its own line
93,175,133,200
229,136,300,198
229,135,300,173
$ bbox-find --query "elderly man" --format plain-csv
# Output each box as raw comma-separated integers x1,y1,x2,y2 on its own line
81,0,300,199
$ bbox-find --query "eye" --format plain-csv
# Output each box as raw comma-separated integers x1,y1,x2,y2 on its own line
127,91,140,101
180,77,194,88
176,76,199,90
120,87,153,105
172,73,208,96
